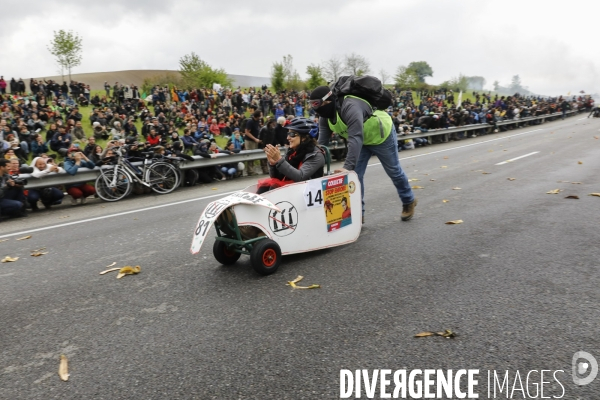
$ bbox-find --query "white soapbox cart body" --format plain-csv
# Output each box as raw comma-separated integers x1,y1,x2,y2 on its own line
190,171,362,274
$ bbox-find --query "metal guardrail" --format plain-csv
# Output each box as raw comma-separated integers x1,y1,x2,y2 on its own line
21,109,581,190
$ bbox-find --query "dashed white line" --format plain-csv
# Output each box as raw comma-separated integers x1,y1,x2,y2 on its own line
495,151,540,165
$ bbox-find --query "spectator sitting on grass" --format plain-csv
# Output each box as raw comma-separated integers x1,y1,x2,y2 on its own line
30,133,49,157
50,126,71,157
181,128,199,153
111,121,124,140
71,120,86,144
146,128,160,147
92,121,109,140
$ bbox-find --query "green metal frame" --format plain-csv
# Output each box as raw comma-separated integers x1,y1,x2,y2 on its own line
214,208,266,256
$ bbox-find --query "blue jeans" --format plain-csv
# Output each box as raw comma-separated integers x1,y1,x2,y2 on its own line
354,126,414,216
221,167,236,176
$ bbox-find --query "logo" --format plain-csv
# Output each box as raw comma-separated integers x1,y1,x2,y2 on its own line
572,351,598,386
348,181,356,194
268,201,298,237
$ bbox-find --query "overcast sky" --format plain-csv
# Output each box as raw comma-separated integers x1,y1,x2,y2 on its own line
1,0,597,95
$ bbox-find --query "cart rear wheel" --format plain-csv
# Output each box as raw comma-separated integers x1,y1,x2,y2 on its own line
250,239,282,275
213,239,241,265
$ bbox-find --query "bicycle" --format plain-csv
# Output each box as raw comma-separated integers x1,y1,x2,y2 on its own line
95,145,181,202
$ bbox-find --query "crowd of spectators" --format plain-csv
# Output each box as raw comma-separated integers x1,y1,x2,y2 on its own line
0,73,594,220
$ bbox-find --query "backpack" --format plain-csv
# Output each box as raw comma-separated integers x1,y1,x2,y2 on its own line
331,75,393,111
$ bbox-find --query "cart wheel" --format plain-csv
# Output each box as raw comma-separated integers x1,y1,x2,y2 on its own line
250,239,282,275
213,240,241,265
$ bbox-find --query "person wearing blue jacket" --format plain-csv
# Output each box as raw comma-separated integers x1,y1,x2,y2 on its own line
63,146,96,205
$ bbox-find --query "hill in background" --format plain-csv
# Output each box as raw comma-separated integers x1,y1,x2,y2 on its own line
28,70,270,91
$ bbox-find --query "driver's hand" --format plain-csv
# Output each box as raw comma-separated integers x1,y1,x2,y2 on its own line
7,179,15,186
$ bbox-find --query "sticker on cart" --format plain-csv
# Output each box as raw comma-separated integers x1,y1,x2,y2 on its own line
322,175,352,232
304,179,324,209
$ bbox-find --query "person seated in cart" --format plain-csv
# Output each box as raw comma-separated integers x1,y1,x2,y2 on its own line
257,117,325,194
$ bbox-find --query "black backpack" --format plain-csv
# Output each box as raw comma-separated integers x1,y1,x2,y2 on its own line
331,75,393,111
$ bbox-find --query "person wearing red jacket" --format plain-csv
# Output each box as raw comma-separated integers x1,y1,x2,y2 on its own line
146,128,160,146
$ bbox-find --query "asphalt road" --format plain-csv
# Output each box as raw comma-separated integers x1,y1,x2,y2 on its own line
1,115,599,399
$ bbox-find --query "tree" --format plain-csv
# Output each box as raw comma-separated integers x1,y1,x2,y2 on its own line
510,75,523,91
493,80,500,91
406,61,433,83
464,76,486,91
323,56,344,83
344,53,370,76
178,52,232,89
393,66,419,88
47,30,83,81
271,62,285,92
380,69,390,85
306,64,326,89
141,72,183,95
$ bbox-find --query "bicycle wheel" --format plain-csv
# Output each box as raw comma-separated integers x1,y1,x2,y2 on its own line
145,162,180,194
95,167,133,202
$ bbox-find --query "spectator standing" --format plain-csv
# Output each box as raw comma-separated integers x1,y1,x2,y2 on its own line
0,158,25,218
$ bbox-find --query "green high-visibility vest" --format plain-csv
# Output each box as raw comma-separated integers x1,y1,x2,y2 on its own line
327,95,393,145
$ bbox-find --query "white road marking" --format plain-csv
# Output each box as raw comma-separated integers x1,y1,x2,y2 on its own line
495,151,540,165
0,129,550,238
0,191,237,239
368,128,544,166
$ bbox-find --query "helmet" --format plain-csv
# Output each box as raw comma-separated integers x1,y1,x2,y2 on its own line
285,117,318,138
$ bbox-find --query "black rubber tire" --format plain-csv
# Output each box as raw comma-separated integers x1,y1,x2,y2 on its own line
213,239,241,265
250,239,282,275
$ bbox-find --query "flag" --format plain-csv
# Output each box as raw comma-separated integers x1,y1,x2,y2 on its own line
457,91,463,108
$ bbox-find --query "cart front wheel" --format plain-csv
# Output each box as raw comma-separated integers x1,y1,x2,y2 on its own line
250,239,282,275
213,239,241,265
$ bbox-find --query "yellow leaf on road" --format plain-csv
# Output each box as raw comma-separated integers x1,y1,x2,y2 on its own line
442,200,449,203
578,161,583,164
589,193,600,197
1,256,19,263
412,186,424,189
0,239,9,243
16,235,32,241
452,187,461,190
482,172,491,174
565,195,580,199
507,178,516,181
31,252,48,257
415,332,435,338
99,267,121,275
59,355,69,381
445,220,463,225
116,266,141,279
430,179,436,181
571,182,582,184
546,189,562,194
408,178,419,182
441,166,447,168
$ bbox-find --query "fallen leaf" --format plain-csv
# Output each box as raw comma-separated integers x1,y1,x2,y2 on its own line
443,156,448,159
594,136,599,139
31,252,48,257
59,355,69,381
503,149,508,151
116,265,141,279
452,187,461,190
1,256,19,263
16,235,32,241
507,178,516,181
0,239,10,243
571,182,582,184
488,150,493,152
211,188,217,190
104,262,116,269
412,186,425,189
408,178,419,182
441,166,447,168
415,332,435,338
445,220,463,225
565,195,580,199
442,200,449,203
578,161,583,164
482,172,491,175
557,181,570,183
99,267,121,275
589,193,600,197
546,189,562,194
286,275,319,289
430,179,436,181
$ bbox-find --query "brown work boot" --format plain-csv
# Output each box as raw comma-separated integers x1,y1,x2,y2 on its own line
401,198,418,221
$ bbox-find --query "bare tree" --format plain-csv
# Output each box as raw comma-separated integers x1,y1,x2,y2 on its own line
322,56,344,84
344,53,370,76
380,69,390,85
